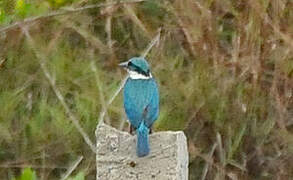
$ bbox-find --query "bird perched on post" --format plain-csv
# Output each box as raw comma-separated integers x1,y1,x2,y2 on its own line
119,57,159,157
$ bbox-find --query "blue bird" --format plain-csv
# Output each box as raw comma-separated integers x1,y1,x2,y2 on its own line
119,57,159,157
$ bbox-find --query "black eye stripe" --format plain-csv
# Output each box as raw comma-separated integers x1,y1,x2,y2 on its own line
128,63,150,76
128,62,140,70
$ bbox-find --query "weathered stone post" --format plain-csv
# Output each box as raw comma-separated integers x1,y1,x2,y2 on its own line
95,123,189,180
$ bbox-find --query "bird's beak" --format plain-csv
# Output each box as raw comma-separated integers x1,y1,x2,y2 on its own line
118,61,128,68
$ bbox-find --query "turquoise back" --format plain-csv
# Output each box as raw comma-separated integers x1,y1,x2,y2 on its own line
123,78,159,129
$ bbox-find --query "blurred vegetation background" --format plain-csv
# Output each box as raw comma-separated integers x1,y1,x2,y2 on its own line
0,0,292,179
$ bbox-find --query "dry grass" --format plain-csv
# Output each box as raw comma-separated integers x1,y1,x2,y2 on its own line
0,0,292,179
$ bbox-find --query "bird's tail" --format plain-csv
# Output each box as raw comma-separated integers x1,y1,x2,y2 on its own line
136,123,150,157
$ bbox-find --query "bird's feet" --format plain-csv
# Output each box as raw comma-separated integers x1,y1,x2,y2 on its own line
129,124,134,135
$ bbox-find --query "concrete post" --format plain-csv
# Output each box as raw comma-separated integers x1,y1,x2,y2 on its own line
96,123,188,180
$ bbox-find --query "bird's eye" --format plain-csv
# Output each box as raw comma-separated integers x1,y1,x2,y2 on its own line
128,61,132,66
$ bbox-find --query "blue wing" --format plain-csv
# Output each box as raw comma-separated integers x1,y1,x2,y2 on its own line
123,78,159,129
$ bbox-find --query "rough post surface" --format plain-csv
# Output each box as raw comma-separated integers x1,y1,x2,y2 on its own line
95,123,189,180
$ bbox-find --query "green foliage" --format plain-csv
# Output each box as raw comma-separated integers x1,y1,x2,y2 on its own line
14,0,50,18
15,0,29,17
47,0,74,8
0,8,6,23
14,168,37,180
67,172,85,180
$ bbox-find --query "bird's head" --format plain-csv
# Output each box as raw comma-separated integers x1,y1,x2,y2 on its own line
119,57,152,79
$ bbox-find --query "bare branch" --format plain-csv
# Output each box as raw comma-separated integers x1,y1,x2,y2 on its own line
0,0,146,33
61,156,84,180
90,59,110,125
124,4,151,38
216,132,226,179
119,116,127,130
0,164,67,169
256,6,293,50
141,28,161,58
98,74,129,126
104,0,116,54
22,27,96,153
164,1,197,57
62,20,108,53
201,143,217,180
0,58,7,69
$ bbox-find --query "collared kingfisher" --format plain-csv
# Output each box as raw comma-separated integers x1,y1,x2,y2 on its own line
119,57,159,157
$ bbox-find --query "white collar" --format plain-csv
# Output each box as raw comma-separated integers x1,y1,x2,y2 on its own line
128,70,152,79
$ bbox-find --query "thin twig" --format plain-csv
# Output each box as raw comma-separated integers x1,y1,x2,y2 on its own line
104,0,116,54
106,15,113,51
41,151,46,180
90,59,110,124
141,28,161,58
216,132,226,179
0,164,67,169
61,156,84,180
0,58,7,69
119,116,127,130
201,143,217,180
196,149,238,179
98,75,129,126
0,0,146,33
217,132,226,166
62,20,108,53
184,101,205,130
124,4,151,38
263,12,293,50
22,27,96,153
165,1,197,57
